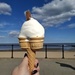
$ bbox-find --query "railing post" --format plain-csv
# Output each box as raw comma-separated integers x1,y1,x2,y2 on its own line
45,44,47,59
11,44,14,58
62,45,64,59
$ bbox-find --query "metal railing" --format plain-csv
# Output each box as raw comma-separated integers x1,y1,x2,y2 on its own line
0,43,75,58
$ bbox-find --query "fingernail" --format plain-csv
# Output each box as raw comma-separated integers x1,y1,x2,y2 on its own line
32,70,38,74
35,63,39,68
37,63,39,67
24,53,27,57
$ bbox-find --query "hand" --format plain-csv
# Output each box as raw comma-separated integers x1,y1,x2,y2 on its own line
12,53,40,75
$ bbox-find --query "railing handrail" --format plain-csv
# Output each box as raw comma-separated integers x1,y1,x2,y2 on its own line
0,43,75,45
0,43,75,58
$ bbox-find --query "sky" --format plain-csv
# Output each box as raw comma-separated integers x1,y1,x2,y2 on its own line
0,0,75,44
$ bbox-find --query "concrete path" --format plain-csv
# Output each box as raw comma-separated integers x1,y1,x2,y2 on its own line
0,58,75,75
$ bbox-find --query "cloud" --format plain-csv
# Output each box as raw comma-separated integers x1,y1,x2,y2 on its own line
0,22,15,28
31,0,75,27
59,23,75,29
68,23,75,28
0,2,12,15
0,30,8,33
0,22,8,28
0,36,5,38
9,31,19,37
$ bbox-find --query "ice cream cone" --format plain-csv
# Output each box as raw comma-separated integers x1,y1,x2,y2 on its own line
18,10,45,75
18,38,30,49
29,37,44,50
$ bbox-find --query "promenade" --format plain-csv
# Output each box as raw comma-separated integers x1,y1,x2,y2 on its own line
0,58,75,75
0,43,75,75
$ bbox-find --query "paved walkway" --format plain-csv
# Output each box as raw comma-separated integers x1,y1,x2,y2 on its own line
0,58,75,75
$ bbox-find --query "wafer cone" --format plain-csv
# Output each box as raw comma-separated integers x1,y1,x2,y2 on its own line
18,37,35,74
18,38,30,49
29,37,44,50
27,48,36,74
27,37,44,74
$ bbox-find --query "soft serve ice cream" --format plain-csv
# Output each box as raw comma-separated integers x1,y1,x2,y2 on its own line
18,11,45,73
18,10,45,49
19,17,45,41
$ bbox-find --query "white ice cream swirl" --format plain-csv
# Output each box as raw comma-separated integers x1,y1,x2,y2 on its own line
19,18,45,40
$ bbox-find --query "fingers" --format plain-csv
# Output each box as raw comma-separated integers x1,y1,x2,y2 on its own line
34,59,39,68
32,70,39,75
22,53,28,65
32,69,39,75
19,53,40,75
32,59,40,75
34,59,40,71
18,53,28,69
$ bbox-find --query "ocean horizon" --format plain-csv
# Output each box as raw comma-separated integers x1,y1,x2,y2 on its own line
0,43,75,51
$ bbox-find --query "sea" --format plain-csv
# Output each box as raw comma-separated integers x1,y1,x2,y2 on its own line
0,43,75,51
0,44,21,51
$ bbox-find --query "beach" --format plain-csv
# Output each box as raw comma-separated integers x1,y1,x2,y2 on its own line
0,50,75,58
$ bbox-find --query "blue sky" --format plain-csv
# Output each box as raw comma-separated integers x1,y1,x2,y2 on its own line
0,0,75,44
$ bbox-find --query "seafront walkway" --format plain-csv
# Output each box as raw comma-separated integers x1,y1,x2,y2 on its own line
0,58,75,75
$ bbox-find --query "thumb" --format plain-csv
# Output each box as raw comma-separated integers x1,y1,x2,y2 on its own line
23,53,28,65
19,53,28,68
17,53,30,75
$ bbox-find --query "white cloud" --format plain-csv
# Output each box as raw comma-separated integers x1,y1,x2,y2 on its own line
0,22,8,28
68,23,75,28
0,2,12,15
0,22,15,28
31,0,75,27
9,31,19,37
0,30,9,33
0,36,5,38
59,23,75,29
